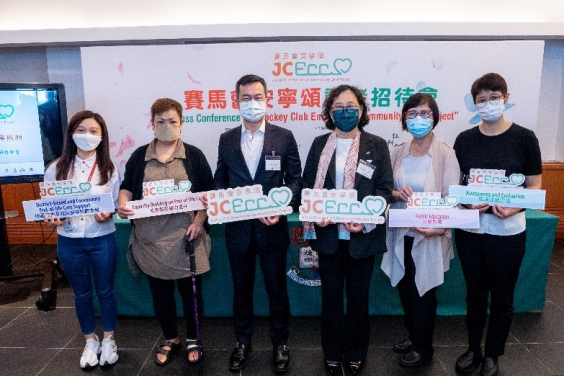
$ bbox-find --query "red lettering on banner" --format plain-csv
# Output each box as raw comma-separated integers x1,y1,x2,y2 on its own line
207,90,227,109
301,88,321,108
278,88,298,108
266,90,274,109
184,90,204,110
230,90,238,109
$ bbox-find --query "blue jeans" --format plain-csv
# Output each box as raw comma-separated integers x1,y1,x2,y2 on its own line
57,233,118,334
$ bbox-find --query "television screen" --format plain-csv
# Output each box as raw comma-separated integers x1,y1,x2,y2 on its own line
0,83,67,184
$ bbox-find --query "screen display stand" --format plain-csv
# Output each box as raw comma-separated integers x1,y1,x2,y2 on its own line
0,185,13,277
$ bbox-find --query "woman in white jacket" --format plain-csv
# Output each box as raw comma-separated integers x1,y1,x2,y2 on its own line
381,93,460,368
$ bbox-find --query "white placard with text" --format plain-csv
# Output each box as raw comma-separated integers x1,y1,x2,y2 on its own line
23,193,115,221
449,185,546,209
207,185,293,224
388,208,479,228
299,188,386,224
126,192,205,219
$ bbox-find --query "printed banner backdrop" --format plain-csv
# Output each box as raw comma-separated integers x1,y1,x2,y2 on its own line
81,41,544,174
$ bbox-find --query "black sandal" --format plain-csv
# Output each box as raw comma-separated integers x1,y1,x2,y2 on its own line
186,339,203,365
155,340,182,366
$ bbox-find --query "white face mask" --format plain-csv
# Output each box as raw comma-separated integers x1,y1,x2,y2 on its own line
72,133,102,151
239,100,267,123
478,100,505,123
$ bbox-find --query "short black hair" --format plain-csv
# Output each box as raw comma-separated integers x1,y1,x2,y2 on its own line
322,85,370,130
401,93,440,131
471,73,508,102
235,74,267,98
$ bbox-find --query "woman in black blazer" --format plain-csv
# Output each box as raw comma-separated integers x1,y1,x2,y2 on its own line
302,85,393,374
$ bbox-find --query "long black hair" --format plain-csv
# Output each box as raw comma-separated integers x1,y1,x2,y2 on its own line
55,110,114,185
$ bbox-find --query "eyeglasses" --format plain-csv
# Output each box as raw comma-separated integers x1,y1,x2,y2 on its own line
332,105,361,113
475,96,503,109
406,110,433,119
239,95,266,102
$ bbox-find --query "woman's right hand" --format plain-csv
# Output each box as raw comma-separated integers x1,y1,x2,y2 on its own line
394,186,413,202
315,218,332,227
43,214,65,227
117,204,135,219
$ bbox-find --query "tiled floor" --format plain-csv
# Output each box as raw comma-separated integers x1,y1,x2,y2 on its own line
1,239,564,375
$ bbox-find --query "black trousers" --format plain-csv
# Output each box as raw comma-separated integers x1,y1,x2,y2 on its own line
147,274,203,340
397,236,437,355
227,228,290,347
455,229,526,357
318,240,375,362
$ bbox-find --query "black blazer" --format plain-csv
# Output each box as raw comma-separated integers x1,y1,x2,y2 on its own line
302,130,393,259
213,122,302,253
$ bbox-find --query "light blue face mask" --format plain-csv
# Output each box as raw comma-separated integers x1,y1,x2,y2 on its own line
406,116,433,138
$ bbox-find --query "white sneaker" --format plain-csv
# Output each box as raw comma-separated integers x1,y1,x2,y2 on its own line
80,336,101,369
100,335,119,366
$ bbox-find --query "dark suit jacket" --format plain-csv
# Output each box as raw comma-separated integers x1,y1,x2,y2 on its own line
213,122,302,253
302,130,393,259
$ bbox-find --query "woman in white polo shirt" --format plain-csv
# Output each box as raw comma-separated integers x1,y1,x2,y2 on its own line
44,110,120,370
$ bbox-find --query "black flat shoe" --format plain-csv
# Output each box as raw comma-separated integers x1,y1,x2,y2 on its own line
348,360,363,374
155,340,182,366
393,338,413,353
272,345,290,373
399,349,433,367
325,360,343,375
229,343,251,371
480,357,498,376
455,348,483,374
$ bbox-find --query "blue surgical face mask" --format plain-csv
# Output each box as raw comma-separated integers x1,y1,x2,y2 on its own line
239,100,267,123
332,109,360,133
478,100,505,123
406,116,433,138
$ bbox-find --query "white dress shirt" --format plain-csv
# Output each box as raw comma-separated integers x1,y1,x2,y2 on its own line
44,153,120,238
240,120,266,179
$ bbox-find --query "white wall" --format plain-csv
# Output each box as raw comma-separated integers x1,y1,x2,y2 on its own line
2,1,564,45
1,0,564,161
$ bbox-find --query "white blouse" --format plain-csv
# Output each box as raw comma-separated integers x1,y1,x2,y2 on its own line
43,153,120,238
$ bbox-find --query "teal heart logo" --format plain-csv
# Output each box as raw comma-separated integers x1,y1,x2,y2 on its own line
333,58,352,75
443,195,459,207
79,182,91,192
269,187,291,207
178,180,192,192
0,105,15,119
509,173,525,186
363,196,385,216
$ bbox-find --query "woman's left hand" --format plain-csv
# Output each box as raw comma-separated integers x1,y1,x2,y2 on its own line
413,227,447,237
94,212,113,223
259,216,280,226
344,221,364,233
185,222,205,241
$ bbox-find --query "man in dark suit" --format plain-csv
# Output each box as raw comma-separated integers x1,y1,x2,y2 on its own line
213,74,302,373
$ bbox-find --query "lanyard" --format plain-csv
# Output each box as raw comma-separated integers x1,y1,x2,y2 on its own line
87,161,98,183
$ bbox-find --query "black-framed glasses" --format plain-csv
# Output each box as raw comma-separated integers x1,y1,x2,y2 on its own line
239,95,266,102
406,110,433,119
475,96,503,109
332,105,361,113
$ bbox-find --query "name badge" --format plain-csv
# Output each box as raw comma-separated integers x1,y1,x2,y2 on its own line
265,154,281,171
64,219,74,233
356,159,375,179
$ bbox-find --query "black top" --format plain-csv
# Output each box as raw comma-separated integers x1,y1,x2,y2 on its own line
213,122,303,253
302,130,393,258
120,142,213,200
453,123,542,186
